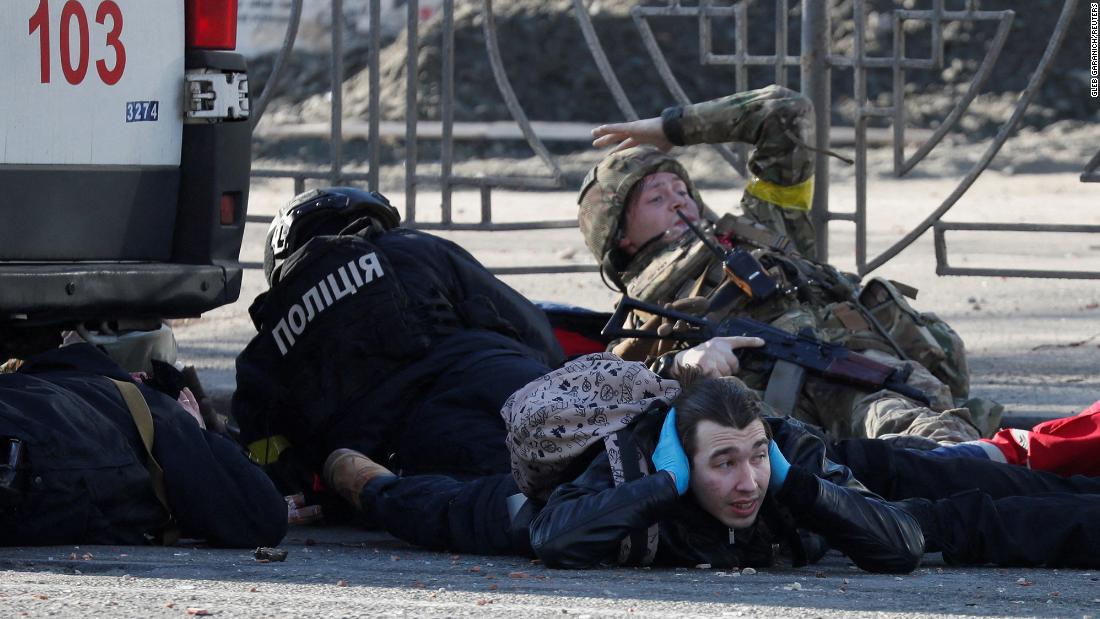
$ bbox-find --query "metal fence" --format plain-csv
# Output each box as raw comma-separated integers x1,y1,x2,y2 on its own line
249,0,1092,278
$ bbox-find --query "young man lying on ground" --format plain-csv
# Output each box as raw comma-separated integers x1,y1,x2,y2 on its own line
529,376,922,572
324,359,1100,570
530,375,1100,569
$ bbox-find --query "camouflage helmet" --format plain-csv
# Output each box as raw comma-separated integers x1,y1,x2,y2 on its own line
577,146,706,264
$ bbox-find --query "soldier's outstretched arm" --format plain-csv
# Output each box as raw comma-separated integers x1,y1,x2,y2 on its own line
678,85,818,257
594,86,814,178
597,85,819,257
663,85,814,174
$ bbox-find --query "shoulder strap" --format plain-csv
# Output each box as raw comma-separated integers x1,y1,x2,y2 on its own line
107,378,180,545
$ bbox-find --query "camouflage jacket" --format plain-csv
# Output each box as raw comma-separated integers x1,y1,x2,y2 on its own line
611,86,968,402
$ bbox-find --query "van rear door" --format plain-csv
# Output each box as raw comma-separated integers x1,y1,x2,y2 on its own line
0,0,185,261
0,0,251,326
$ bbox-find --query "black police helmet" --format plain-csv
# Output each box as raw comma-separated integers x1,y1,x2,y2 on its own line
263,187,400,285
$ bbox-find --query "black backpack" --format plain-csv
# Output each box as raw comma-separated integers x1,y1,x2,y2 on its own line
0,365,175,545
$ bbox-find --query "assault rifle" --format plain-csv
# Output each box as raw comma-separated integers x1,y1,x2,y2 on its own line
601,295,931,412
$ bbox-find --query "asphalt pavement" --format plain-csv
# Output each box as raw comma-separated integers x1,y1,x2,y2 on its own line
1,527,1099,618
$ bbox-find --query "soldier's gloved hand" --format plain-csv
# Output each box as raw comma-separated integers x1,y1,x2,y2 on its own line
610,311,664,361
671,336,765,379
592,117,673,153
666,296,710,315
651,297,710,357
768,440,790,492
653,408,690,495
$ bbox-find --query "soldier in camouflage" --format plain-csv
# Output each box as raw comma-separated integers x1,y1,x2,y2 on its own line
578,84,998,443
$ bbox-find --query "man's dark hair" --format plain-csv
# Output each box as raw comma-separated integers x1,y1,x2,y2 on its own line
673,377,773,457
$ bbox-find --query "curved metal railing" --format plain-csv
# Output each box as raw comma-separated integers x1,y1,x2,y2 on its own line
862,0,1077,274
246,0,1093,279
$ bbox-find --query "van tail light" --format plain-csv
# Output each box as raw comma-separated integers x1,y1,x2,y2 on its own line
220,192,240,225
185,0,238,50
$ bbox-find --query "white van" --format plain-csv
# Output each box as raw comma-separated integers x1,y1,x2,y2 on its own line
0,0,251,347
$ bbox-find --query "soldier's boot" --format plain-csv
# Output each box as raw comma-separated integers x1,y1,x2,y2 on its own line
323,448,394,510
960,397,1005,438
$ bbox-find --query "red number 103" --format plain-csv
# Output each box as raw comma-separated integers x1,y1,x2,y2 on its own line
28,0,126,85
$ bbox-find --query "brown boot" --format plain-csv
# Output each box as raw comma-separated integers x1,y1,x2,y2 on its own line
322,448,394,509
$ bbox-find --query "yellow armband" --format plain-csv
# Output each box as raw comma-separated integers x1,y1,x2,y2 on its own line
746,175,814,212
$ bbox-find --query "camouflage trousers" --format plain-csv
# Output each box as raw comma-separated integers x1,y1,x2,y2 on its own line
793,349,982,444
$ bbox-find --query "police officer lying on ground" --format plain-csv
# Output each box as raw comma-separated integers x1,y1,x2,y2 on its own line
531,376,1100,570
0,343,286,547
578,84,999,444
323,363,1100,569
233,188,563,528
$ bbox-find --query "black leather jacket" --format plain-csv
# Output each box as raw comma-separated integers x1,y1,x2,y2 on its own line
530,415,923,573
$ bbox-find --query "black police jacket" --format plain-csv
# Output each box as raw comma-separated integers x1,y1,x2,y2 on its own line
233,225,564,469
0,344,287,547
530,415,924,573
